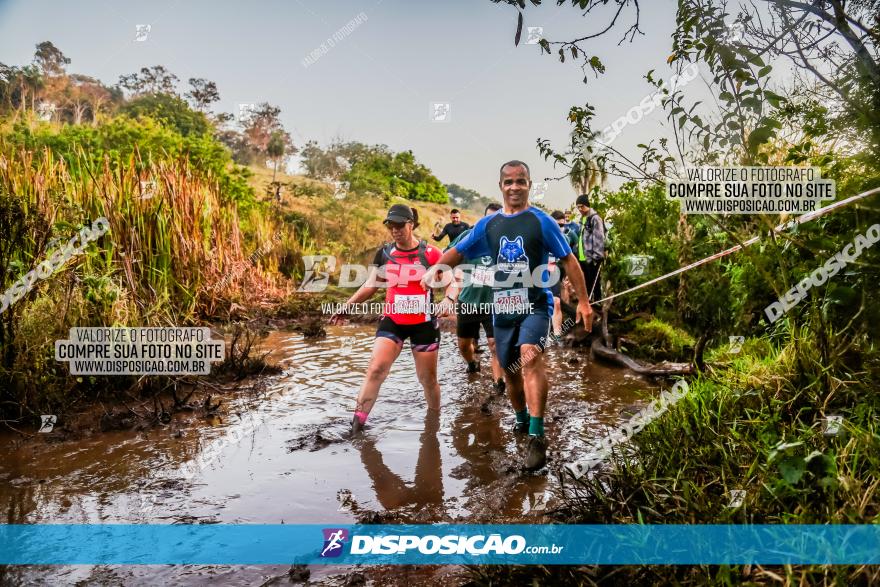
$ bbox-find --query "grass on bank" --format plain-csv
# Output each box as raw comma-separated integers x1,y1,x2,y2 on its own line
471,320,880,585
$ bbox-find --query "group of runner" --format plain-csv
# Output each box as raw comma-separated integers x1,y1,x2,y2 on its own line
329,160,601,471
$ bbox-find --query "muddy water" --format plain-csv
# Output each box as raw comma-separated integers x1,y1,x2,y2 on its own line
0,324,657,586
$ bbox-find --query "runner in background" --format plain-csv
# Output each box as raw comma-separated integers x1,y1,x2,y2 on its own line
566,211,581,240
575,194,606,305
329,204,448,435
432,209,470,244
551,210,579,250
549,211,577,339
443,202,505,393
424,161,593,471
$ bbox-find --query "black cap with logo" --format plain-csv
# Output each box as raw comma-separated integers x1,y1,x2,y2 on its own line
383,204,415,224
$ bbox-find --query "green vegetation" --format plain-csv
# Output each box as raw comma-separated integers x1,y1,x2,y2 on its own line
445,183,495,213
480,0,880,583
299,140,449,204
0,42,469,427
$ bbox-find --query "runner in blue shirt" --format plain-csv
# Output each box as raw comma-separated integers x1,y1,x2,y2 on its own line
423,160,593,470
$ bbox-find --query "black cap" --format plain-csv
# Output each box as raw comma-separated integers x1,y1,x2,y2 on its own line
383,204,414,224
576,194,590,207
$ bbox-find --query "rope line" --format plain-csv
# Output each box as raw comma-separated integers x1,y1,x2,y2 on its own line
591,187,880,305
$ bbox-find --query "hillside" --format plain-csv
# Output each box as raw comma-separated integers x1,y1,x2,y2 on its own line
247,164,482,262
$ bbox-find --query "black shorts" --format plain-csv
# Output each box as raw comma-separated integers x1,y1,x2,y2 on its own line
456,312,494,339
376,316,440,351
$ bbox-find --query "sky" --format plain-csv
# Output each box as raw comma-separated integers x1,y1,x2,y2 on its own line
0,0,690,209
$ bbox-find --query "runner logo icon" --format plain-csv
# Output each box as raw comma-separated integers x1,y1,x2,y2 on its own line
320,528,349,558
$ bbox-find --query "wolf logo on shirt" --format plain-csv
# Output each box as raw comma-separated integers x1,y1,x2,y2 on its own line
497,236,529,273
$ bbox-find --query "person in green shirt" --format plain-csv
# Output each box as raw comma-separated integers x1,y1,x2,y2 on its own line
441,202,505,393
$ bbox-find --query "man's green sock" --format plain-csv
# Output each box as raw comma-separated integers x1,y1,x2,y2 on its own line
515,409,529,425
529,416,544,437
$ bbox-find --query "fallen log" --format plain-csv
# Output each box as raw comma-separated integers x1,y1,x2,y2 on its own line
590,337,694,376
559,300,692,376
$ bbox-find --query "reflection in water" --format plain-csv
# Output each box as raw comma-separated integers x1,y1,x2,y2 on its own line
359,410,444,512
0,325,653,584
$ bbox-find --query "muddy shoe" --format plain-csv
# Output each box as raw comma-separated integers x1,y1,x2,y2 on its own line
525,435,548,470
350,415,364,437
466,361,480,374
493,378,506,395
512,421,529,435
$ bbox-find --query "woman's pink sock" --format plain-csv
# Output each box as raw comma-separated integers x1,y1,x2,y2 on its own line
354,411,369,424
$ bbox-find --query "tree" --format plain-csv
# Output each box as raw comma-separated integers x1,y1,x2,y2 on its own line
0,63,17,112
494,0,880,150
119,93,211,136
17,65,43,112
33,41,70,77
569,151,607,195
267,130,286,183
445,183,483,208
64,74,116,125
186,77,220,112
300,140,375,180
238,102,294,164
118,65,179,96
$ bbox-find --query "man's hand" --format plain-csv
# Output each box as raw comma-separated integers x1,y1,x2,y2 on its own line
575,299,593,331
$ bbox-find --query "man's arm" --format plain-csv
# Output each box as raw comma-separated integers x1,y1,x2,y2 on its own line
431,224,448,242
421,247,464,289
559,253,593,327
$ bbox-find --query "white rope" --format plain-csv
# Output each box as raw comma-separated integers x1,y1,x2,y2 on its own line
592,187,880,304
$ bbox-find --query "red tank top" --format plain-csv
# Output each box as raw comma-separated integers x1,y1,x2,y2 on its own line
372,241,442,325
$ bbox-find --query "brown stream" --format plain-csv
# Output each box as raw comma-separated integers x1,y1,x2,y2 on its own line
0,324,657,586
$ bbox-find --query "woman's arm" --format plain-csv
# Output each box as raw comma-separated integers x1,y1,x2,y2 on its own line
329,266,382,324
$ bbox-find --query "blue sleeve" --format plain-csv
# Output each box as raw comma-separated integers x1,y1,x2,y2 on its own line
537,211,572,258
453,217,490,258
445,228,470,252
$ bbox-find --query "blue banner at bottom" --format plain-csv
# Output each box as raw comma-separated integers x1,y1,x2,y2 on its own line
2,524,880,565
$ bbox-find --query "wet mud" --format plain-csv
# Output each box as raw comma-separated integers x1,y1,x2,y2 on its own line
0,323,660,586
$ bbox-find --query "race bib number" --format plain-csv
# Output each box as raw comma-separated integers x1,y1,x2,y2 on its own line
393,294,427,315
493,288,530,314
471,266,494,287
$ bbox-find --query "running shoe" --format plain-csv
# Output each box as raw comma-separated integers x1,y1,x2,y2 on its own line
493,378,506,395
512,420,529,435
350,414,364,436
525,435,548,470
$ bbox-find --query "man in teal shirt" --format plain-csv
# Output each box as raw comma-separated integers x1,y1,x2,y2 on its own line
442,203,505,393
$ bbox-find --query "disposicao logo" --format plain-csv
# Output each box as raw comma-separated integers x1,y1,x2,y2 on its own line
320,528,349,558
349,533,526,555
